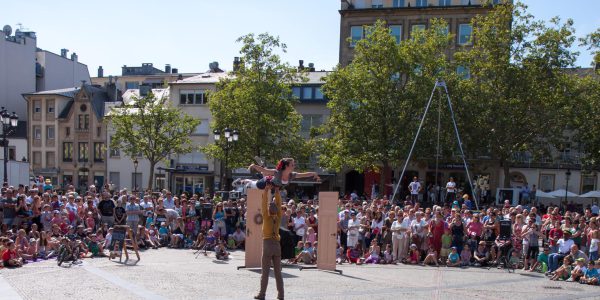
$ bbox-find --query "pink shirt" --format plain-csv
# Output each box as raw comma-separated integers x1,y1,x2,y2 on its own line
467,221,483,237
306,232,317,245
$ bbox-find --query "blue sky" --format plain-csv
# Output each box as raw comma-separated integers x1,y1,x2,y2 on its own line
3,0,599,76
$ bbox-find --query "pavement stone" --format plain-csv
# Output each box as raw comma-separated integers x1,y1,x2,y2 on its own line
0,248,598,300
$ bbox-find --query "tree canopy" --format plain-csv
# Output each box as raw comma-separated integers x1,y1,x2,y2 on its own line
109,92,200,190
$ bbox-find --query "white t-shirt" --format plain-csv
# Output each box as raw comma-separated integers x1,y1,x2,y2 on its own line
409,181,421,195
232,230,246,242
294,216,306,236
446,181,456,193
348,218,360,236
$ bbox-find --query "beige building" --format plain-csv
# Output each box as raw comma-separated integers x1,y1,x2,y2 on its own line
23,83,115,190
339,0,495,66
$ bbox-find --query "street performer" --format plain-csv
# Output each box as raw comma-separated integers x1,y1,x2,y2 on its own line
254,182,284,300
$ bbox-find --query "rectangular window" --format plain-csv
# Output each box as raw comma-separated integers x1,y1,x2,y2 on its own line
456,66,471,79
78,114,89,130
439,0,452,6
539,174,555,192
78,142,89,162
371,0,383,8
301,115,323,133
34,126,41,140
390,25,402,44
8,147,15,161
97,126,101,138
47,100,55,113
125,82,139,90
582,175,597,194
315,87,324,100
303,87,314,99
94,142,105,162
179,90,208,105
392,0,405,7
33,151,41,165
292,87,301,99
63,142,73,162
458,24,473,45
34,100,41,113
109,136,120,157
47,126,55,140
350,26,363,47
109,172,120,190
65,127,70,137
416,0,428,7
46,152,55,168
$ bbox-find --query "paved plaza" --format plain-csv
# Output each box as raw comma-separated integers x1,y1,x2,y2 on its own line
0,248,598,300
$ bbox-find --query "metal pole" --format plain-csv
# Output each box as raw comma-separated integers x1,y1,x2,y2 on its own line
434,88,442,205
3,134,7,185
390,82,438,203
441,82,479,210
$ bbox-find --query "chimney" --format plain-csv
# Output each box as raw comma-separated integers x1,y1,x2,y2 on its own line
298,60,305,71
165,64,171,74
70,52,78,62
177,74,183,80
233,57,240,72
308,62,315,72
172,68,178,74
60,48,69,58
97,66,104,78
209,61,220,72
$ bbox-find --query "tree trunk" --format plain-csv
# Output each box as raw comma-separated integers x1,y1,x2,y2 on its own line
148,161,156,192
502,160,510,188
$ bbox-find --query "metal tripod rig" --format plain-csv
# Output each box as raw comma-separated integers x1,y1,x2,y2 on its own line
391,79,479,210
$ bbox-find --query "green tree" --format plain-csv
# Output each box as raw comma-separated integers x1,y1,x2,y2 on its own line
454,2,580,187
318,19,453,192
203,33,307,170
109,93,200,190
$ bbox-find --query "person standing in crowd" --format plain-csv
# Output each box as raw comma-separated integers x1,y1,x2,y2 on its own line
445,177,457,205
126,195,142,236
98,192,115,227
254,183,284,300
1,189,17,230
408,177,421,205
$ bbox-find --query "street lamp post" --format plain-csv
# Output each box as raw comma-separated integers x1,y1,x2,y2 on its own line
133,158,139,192
564,169,571,211
0,108,18,185
213,127,239,190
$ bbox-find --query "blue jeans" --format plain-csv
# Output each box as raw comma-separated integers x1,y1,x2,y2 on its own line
589,251,598,261
548,253,566,272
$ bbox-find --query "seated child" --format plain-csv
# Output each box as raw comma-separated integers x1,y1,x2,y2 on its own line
226,235,236,250
158,222,170,246
568,258,587,282
528,248,549,272
203,230,217,255
293,242,315,264
461,245,472,266
382,244,394,264
86,234,104,257
423,246,439,266
364,244,381,264
2,240,23,268
447,247,461,267
193,233,206,250
550,256,573,281
580,260,599,285
408,244,420,264
336,243,345,264
214,240,230,260
346,244,363,265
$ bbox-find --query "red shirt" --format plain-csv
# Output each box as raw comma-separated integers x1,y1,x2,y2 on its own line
549,228,563,246
2,249,17,262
